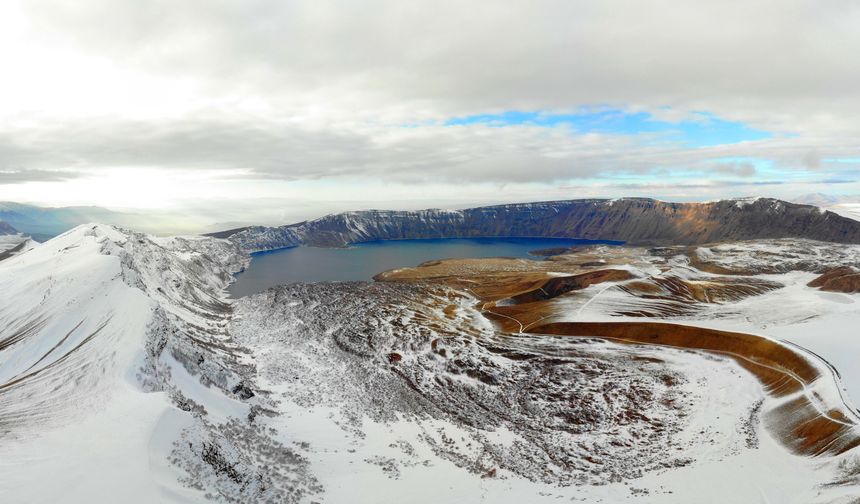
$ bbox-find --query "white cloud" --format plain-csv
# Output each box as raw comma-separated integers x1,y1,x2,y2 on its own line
0,0,858,227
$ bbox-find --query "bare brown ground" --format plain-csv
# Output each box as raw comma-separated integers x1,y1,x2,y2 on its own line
509,269,635,304
531,322,860,456
809,267,860,293
375,246,652,296
686,246,747,275
616,275,783,316
381,252,780,328
377,254,860,459
533,321,817,393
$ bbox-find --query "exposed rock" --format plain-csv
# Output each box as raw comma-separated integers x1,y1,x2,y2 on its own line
227,198,860,252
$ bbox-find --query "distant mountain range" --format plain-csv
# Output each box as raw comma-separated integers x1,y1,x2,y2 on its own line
0,219,18,236
8,196,860,248
0,202,144,241
792,192,860,207
222,197,860,252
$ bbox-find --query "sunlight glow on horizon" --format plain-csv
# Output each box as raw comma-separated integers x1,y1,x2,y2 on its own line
0,0,858,230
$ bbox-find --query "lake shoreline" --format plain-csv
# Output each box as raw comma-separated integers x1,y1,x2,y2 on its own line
229,237,622,298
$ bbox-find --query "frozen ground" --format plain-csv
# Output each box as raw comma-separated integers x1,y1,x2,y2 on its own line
0,228,858,503
231,283,839,503
558,241,860,407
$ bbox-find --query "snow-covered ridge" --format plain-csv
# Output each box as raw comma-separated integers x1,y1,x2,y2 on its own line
0,220,35,261
229,197,860,252
0,222,249,423
0,224,323,502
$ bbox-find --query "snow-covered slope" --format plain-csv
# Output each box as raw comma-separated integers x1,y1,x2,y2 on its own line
230,282,850,503
0,220,36,261
3,225,859,503
0,224,324,503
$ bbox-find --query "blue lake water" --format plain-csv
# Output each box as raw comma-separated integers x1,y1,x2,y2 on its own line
228,237,621,298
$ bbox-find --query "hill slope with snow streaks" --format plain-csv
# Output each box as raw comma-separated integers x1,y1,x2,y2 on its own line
1,225,859,503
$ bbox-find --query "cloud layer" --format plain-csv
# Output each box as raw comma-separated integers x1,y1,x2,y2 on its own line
1,0,858,224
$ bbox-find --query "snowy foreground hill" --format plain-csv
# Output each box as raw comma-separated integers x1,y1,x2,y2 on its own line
1,224,860,503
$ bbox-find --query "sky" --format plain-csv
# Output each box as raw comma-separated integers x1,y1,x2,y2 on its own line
0,0,859,232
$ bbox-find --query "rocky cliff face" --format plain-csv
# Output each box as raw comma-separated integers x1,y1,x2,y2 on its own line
228,197,860,251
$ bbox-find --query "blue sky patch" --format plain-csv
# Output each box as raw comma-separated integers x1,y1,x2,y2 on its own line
443,108,772,147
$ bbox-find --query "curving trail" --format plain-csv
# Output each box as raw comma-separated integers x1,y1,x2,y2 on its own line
529,321,860,457
379,255,860,462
